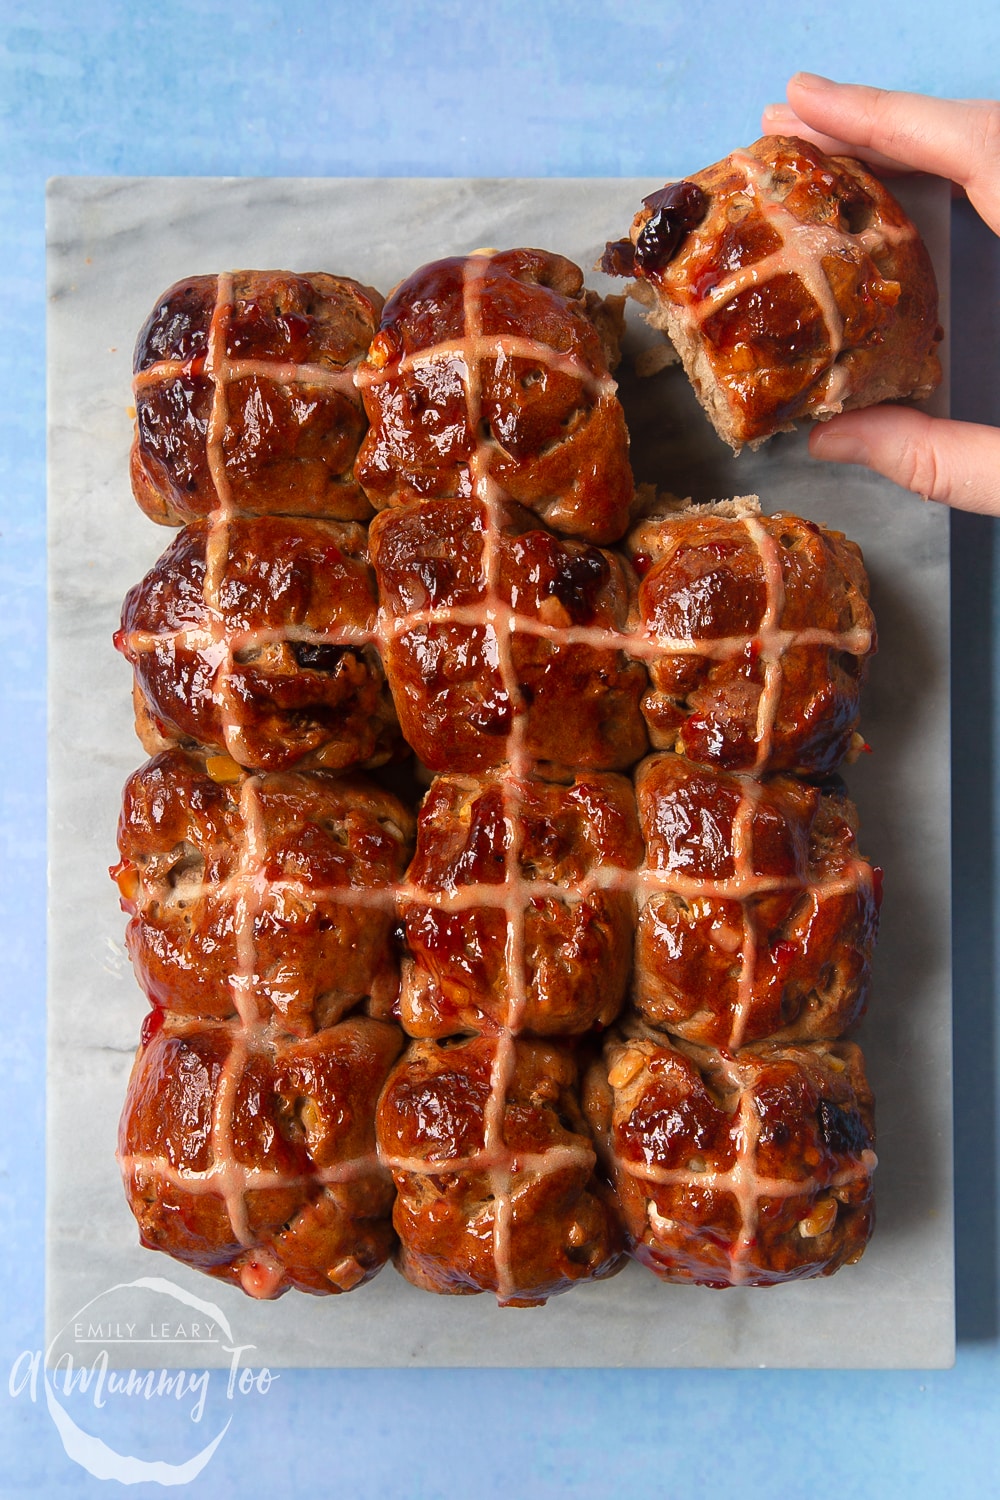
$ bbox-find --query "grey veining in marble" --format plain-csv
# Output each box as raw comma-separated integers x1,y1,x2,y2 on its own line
46,176,953,1369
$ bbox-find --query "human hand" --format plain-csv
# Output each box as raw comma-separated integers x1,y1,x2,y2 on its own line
761,74,1000,515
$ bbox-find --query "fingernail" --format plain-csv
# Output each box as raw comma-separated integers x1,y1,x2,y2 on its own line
762,102,797,123
811,427,871,466
792,71,836,90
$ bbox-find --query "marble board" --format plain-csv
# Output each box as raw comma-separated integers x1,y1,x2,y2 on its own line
46,176,953,1368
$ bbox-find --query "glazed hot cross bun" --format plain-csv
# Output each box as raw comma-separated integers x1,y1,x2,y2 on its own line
603,136,942,449
585,1029,876,1287
626,497,876,776
355,248,634,544
370,494,648,776
113,749,415,1037
376,1035,624,1304
397,769,642,1038
131,270,382,525
633,754,880,1051
116,515,399,773
120,1014,403,1298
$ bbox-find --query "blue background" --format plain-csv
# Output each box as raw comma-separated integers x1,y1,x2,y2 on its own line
3,2,999,1493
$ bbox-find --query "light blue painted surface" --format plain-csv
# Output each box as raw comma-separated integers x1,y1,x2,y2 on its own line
3,1,999,1492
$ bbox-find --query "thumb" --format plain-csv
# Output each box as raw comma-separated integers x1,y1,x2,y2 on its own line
809,408,1000,514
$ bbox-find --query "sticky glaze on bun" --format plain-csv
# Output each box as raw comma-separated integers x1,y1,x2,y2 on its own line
371,495,648,776
626,496,875,776
633,754,880,1050
397,769,642,1038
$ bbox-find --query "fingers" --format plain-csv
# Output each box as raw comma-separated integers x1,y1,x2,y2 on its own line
757,79,1000,515
774,76,1000,230
810,409,1000,515
759,102,910,174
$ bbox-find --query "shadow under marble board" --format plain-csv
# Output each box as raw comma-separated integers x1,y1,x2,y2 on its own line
46,175,953,1369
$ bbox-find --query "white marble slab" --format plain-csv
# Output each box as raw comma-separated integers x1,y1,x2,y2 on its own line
47,176,953,1368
